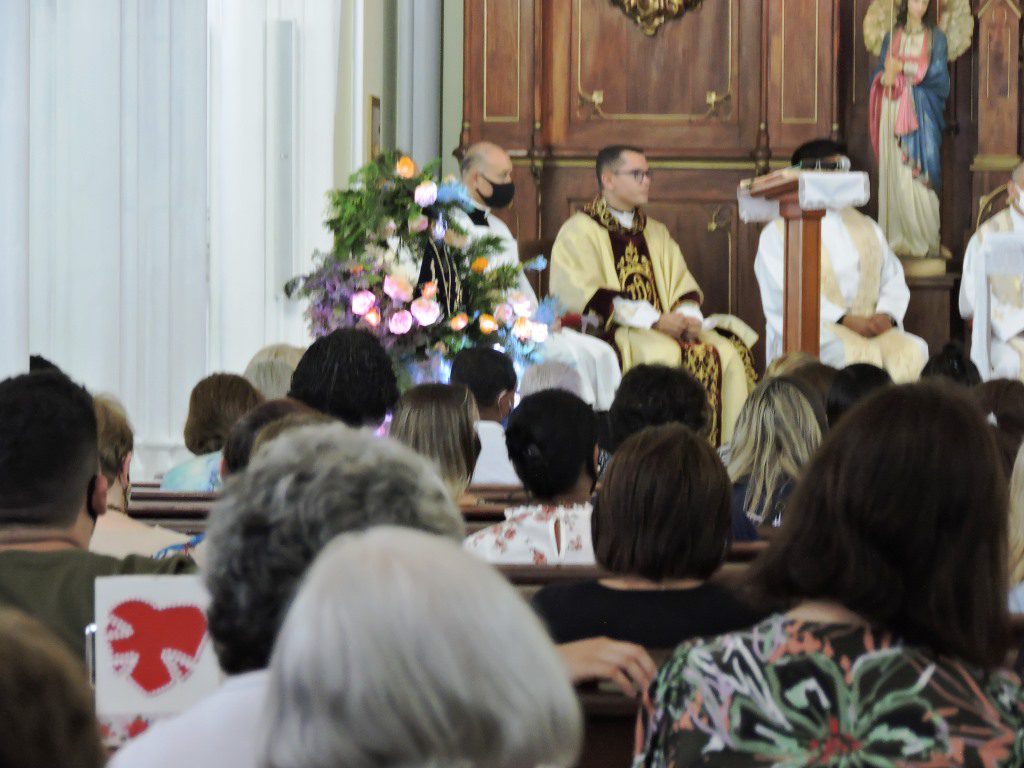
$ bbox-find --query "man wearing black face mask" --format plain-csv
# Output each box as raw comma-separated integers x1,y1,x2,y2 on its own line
0,371,194,660
456,142,623,411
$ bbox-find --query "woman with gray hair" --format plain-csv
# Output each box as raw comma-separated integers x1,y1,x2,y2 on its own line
110,423,464,768
263,526,583,768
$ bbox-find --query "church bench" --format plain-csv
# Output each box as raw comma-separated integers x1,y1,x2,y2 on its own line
576,689,639,768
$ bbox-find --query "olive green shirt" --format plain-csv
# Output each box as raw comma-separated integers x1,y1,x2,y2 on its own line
0,549,196,659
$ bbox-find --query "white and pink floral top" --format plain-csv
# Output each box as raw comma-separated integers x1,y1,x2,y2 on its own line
463,503,595,565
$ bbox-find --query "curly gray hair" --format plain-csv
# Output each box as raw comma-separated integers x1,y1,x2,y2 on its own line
263,526,582,768
204,423,464,674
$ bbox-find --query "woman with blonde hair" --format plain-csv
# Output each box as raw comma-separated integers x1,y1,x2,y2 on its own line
389,383,480,502
726,377,822,537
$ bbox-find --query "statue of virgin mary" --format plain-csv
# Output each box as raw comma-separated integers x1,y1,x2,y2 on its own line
864,0,972,265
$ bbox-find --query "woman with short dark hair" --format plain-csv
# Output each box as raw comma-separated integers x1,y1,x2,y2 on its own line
637,383,1023,766
464,390,598,564
530,424,762,647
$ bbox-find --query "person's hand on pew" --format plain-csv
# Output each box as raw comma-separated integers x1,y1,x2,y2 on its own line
557,637,657,698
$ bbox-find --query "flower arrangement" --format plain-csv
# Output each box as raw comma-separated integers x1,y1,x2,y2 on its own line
286,151,548,377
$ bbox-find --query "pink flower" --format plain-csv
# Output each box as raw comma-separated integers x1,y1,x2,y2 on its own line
350,290,376,316
383,274,413,304
413,180,438,207
408,214,429,233
494,303,515,325
410,298,441,326
388,309,414,335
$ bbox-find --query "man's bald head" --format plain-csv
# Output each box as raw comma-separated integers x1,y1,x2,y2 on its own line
460,142,514,208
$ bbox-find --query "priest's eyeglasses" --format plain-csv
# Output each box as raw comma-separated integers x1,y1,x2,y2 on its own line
613,169,653,182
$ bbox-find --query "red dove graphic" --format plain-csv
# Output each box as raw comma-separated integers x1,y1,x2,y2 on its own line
106,600,208,695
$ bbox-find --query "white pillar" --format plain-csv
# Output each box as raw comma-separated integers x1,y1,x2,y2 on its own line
0,0,31,379
395,0,442,166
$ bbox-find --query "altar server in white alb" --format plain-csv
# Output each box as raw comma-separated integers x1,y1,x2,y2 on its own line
755,140,928,382
959,162,1024,380
451,141,622,410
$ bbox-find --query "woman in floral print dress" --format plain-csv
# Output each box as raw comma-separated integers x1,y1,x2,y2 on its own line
636,382,1024,767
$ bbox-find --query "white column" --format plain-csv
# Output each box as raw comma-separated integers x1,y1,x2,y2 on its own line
395,0,442,166
0,0,31,379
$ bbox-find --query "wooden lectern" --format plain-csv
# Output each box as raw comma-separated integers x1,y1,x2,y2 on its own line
748,176,824,356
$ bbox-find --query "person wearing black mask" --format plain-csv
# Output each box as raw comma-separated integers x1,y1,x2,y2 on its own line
456,142,624,412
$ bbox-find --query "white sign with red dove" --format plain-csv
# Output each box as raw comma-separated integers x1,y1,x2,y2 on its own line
94,576,222,746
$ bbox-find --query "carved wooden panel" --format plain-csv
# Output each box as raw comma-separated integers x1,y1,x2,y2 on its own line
976,0,1021,161
765,0,838,155
462,0,537,151
541,0,762,156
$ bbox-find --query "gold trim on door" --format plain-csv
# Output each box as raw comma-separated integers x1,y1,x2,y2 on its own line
483,0,522,123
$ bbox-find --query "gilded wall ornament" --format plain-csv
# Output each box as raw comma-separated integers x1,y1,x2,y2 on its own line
610,0,704,36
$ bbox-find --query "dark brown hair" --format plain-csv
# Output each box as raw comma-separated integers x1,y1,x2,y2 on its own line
0,610,105,768
592,424,732,581
184,374,265,455
222,398,312,475
747,382,1010,668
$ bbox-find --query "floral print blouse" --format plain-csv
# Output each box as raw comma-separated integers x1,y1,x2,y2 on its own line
635,614,1024,767
462,503,594,565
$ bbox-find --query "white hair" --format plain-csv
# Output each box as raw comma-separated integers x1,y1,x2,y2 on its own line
261,526,583,768
520,361,586,401
243,344,306,400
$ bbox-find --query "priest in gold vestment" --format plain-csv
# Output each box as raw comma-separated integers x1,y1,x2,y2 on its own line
550,146,757,445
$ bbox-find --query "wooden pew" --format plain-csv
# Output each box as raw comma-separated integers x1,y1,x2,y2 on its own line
126,491,517,535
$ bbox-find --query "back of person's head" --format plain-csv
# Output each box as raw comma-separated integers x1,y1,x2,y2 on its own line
0,372,99,529
204,423,464,675
764,351,817,379
727,378,822,524
288,329,399,426
221,398,311,476
449,346,517,410
0,610,105,768
790,138,849,168
183,373,264,456
93,394,133,485
29,354,61,374
520,361,586,401
390,383,480,499
243,344,306,400
251,411,335,458
263,527,582,768
921,341,981,387
609,364,709,449
826,363,892,428
505,390,596,499
779,360,835,422
1009,444,1024,586
750,382,1010,668
593,424,731,582
973,378,1024,474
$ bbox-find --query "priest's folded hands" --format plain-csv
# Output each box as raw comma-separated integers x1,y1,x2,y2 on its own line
653,313,701,342
841,313,897,338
